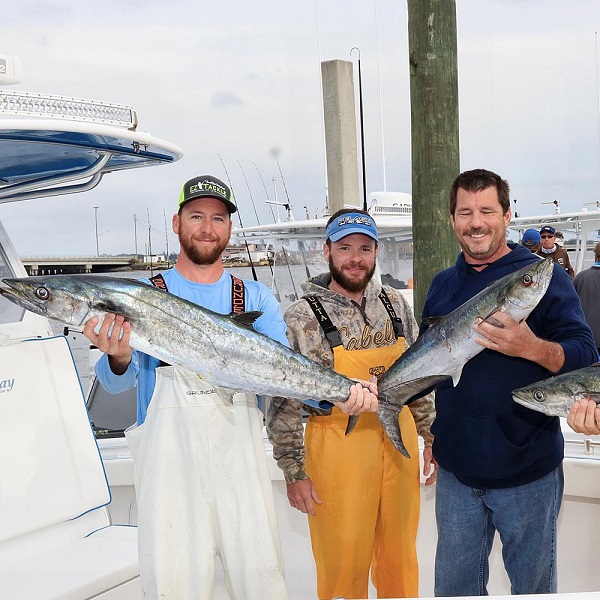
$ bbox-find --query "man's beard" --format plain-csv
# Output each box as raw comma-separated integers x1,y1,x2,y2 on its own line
329,256,376,294
180,234,229,266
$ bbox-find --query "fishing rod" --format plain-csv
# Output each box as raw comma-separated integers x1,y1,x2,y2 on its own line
254,163,299,301
217,153,259,283
238,160,281,302
253,163,278,223
273,156,312,281
351,47,368,211
163,209,170,268
147,208,154,277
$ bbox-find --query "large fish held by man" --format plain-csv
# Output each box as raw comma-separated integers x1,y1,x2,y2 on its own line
369,259,554,455
0,274,439,454
512,363,600,417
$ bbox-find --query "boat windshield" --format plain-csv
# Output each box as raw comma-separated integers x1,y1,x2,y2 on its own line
0,246,24,324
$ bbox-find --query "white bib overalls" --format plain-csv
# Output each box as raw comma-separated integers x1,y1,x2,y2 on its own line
126,366,288,600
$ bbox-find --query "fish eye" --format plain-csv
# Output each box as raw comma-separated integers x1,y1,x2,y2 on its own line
533,390,545,402
522,274,533,286
35,286,50,300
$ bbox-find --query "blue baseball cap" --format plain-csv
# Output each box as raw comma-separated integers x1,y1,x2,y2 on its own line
522,229,541,246
325,212,378,243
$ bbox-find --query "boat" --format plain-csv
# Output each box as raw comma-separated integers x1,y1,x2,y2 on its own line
3,55,600,600
0,58,182,599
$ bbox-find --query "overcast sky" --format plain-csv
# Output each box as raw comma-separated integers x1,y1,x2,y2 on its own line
2,0,600,256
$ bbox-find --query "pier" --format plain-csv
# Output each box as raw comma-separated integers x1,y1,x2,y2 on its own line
20,255,140,275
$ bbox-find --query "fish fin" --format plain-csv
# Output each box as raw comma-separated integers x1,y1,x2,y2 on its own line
480,309,504,328
377,402,410,458
345,415,359,436
582,393,600,404
229,311,264,328
214,386,236,409
422,316,441,330
379,374,453,406
451,366,463,387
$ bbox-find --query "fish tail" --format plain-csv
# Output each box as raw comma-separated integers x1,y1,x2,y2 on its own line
379,374,452,406
345,414,359,436
377,402,410,458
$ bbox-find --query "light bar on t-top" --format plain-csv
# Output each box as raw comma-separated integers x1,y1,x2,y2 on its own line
0,89,138,130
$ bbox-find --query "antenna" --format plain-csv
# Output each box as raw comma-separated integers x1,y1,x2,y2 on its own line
542,199,561,215
351,47,368,211
374,0,387,191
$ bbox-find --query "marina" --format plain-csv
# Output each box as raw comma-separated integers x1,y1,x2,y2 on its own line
3,1,600,598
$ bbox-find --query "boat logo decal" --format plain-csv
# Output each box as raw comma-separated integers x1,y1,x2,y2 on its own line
0,378,15,393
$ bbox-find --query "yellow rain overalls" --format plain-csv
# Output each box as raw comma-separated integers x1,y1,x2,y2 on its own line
304,293,420,599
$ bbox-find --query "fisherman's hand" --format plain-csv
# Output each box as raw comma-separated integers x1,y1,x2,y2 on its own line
83,314,132,375
567,398,600,435
287,479,322,516
474,311,536,358
423,447,437,486
334,378,378,415
475,311,565,371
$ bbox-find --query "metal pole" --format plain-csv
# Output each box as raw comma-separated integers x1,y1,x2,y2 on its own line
93,206,99,256
351,47,368,211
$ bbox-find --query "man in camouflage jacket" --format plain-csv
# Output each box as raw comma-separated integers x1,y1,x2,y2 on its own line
267,208,435,599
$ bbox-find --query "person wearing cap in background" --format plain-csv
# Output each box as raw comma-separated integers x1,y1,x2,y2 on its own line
267,207,436,599
520,228,541,253
80,176,378,599
536,225,575,280
568,241,600,435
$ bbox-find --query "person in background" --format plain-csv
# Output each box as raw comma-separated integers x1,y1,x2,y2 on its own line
520,228,541,253
82,175,376,600
267,208,435,600
568,241,600,435
425,168,597,596
536,225,575,280
555,230,565,247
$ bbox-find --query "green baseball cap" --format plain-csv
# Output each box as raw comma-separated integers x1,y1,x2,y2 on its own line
178,175,237,213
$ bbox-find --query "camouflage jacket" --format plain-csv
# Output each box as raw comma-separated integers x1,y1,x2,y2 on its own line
266,273,436,485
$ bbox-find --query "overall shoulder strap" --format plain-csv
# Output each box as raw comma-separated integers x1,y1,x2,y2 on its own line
378,288,404,338
304,296,343,349
230,274,246,313
149,273,168,291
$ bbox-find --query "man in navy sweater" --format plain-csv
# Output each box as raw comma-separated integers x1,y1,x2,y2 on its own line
425,168,597,596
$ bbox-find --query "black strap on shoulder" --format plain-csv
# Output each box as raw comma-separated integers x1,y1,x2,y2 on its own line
149,274,169,366
230,274,245,313
149,273,168,291
305,296,343,349
378,288,404,339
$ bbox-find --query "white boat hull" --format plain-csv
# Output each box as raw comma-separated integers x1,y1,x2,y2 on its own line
100,423,600,599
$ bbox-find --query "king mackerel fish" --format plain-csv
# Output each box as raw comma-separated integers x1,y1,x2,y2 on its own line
369,259,555,456
0,274,407,453
513,363,600,417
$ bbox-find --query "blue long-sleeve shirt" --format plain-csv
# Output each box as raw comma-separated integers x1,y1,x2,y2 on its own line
95,268,288,425
423,244,597,488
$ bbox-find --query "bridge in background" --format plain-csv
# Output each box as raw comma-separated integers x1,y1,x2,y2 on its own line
20,255,139,275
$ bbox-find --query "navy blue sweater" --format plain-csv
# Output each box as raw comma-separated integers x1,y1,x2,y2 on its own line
423,244,597,488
